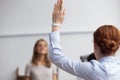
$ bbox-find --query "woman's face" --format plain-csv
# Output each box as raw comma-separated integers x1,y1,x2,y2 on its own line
36,41,48,55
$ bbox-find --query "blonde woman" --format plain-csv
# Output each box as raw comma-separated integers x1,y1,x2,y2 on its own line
25,39,58,80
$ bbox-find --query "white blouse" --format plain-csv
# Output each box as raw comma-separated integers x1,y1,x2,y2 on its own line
25,63,57,80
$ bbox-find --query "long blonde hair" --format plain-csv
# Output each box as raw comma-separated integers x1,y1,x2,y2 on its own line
31,39,51,68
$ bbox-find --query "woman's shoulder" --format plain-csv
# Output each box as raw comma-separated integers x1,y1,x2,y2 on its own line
26,62,34,68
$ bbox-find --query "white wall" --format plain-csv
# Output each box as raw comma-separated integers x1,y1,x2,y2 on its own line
0,0,120,35
0,0,120,80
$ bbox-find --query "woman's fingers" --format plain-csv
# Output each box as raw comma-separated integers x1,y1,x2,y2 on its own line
60,0,63,11
55,0,63,11
52,0,65,24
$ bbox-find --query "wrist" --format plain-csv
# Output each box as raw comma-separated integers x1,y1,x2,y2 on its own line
51,23,61,27
52,26,60,32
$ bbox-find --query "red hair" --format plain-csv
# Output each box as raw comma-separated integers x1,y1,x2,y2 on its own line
94,25,120,55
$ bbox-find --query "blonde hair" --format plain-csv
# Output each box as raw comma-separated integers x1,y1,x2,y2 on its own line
31,39,51,68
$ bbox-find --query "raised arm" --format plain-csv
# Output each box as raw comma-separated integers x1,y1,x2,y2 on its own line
49,0,81,77
49,0,93,79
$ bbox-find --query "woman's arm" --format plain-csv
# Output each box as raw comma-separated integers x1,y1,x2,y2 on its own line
50,0,81,77
52,65,59,80
24,64,31,80
53,74,58,80
49,0,93,79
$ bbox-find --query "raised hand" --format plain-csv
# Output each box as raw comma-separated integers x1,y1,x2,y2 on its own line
52,0,65,25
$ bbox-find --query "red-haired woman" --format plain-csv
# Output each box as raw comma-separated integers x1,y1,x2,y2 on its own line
49,0,120,80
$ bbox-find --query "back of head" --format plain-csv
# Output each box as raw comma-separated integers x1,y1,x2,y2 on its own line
94,25,120,55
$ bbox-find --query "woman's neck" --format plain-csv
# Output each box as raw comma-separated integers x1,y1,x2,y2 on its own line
96,51,115,60
36,55,45,65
